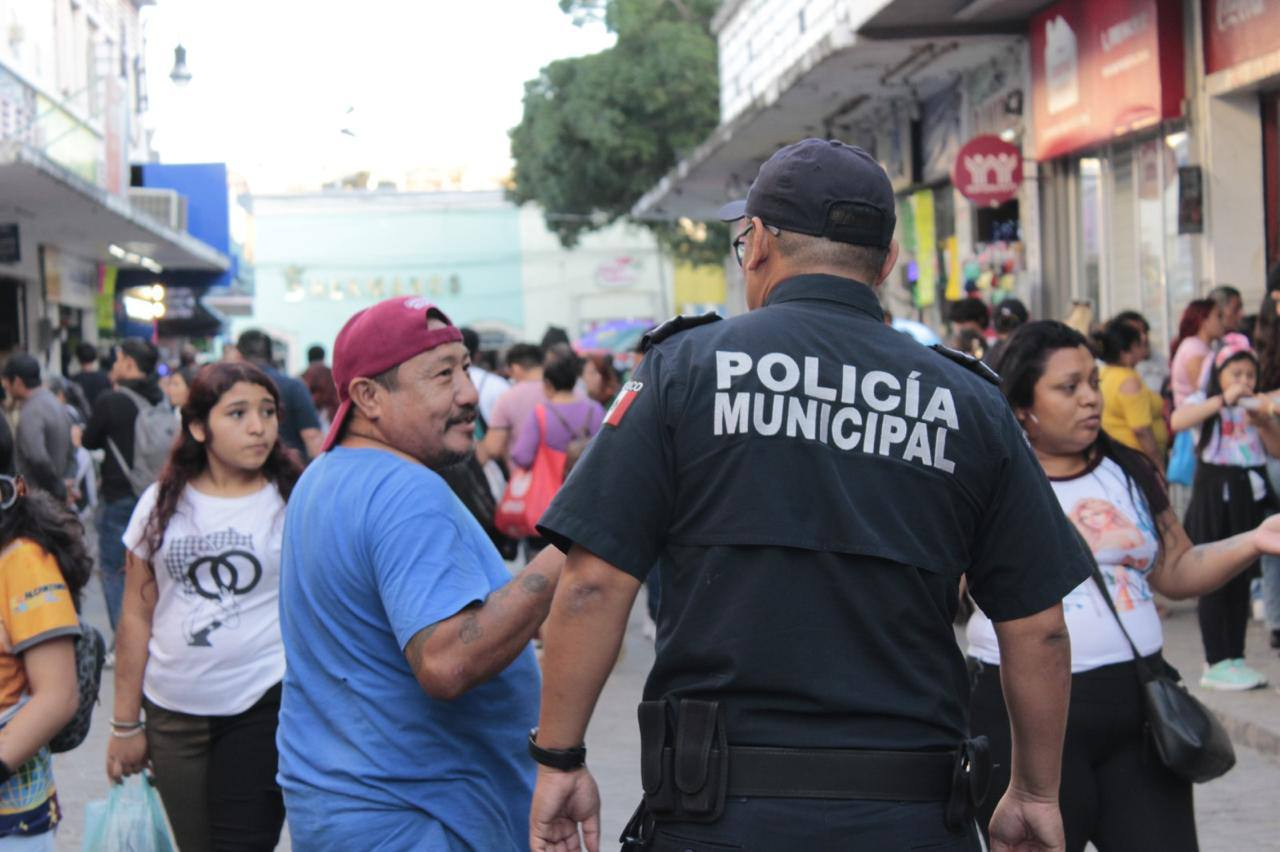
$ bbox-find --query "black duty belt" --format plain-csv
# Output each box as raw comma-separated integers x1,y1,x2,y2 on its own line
652,745,955,801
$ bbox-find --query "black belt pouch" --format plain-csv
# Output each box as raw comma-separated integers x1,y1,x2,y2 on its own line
638,698,728,823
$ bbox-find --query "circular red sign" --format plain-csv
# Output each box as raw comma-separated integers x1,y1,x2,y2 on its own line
952,135,1023,207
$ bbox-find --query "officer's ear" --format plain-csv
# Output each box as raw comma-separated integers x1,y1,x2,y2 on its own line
746,216,772,272
875,240,900,286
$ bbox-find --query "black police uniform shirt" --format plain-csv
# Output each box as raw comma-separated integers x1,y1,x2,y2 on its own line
538,274,1091,752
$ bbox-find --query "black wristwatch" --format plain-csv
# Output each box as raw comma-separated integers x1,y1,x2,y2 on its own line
528,728,586,771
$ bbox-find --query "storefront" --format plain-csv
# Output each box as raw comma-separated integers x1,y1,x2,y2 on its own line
1201,0,1280,284
1032,0,1190,354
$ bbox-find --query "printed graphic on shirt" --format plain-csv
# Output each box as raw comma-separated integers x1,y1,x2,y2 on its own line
163,528,263,647
1063,495,1154,612
713,351,960,473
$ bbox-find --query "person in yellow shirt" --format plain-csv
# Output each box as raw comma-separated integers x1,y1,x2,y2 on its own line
1094,318,1168,467
0,474,88,848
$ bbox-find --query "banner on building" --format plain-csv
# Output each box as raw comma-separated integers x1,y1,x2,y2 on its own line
1203,0,1280,76
911,190,937,308
1030,0,1185,160
97,265,117,333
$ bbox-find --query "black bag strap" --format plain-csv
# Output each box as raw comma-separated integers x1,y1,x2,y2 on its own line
1081,533,1157,683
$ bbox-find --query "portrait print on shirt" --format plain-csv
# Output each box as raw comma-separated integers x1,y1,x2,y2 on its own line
163,528,263,646
1060,469,1158,614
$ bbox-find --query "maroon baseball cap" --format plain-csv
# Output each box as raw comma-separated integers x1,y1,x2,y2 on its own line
322,296,464,452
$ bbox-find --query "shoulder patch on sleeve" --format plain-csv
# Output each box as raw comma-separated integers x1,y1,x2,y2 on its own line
640,313,723,353
929,343,1001,386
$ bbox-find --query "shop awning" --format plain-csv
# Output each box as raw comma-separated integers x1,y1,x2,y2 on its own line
632,34,1017,222
858,0,1054,39
0,141,230,273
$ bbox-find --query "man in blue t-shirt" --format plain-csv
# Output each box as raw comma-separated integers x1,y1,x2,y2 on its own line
277,297,565,850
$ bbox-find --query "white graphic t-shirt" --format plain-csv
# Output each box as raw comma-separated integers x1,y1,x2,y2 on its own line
967,456,1164,672
124,481,287,715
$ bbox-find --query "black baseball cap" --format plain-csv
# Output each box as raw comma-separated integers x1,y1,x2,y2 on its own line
718,138,896,249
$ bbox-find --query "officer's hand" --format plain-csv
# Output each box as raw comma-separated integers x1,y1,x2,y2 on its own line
530,765,601,852
987,788,1065,852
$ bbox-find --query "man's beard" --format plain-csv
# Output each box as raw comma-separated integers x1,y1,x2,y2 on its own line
426,407,477,470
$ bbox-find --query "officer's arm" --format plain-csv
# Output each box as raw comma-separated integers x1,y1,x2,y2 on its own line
403,544,565,701
991,603,1071,804
534,544,641,750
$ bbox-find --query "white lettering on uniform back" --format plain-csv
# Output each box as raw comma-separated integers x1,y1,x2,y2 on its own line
753,393,784,435
716,351,752,390
714,392,749,435
831,408,862,449
921,387,960,430
786,397,818,440
804,357,837,401
758,353,801,393
862,371,902,412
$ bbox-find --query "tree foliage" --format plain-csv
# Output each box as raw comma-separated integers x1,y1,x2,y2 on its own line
509,0,727,265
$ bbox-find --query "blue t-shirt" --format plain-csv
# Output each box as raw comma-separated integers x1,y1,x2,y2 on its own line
277,447,540,851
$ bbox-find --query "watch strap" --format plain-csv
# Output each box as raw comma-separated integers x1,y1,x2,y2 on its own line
528,728,586,771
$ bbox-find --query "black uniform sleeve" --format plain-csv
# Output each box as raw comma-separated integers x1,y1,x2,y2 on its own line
967,406,1092,622
537,350,677,581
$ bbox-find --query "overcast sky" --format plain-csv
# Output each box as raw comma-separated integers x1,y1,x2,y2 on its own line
141,1,614,192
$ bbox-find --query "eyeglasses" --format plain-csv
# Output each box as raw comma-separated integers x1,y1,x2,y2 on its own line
732,222,781,267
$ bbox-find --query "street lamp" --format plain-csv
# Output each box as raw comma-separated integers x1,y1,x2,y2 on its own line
169,45,192,86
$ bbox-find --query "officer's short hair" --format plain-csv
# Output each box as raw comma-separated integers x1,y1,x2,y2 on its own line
773,231,888,284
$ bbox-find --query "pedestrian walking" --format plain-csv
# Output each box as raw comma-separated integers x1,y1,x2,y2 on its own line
1170,334,1280,689
69,342,111,413
480,343,547,465
1170,300,1225,408
236,330,322,462
1,355,75,503
0,476,89,849
510,350,604,472
982,298,1027,372
582,352,621,407
1094,318,1167,467
967,320,1280,851
276,297,564,850
529,139,1092,852
105,362,300,851
299,345,339,431
82,338,174,641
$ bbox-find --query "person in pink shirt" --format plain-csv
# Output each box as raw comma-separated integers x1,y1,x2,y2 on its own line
1169,299,1226,407
479,344,547,465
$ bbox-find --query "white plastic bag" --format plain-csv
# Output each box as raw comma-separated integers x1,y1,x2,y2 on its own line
82,776,176,852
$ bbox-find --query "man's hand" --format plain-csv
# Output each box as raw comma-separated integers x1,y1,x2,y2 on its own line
988,788,1065,852
530,766,601,852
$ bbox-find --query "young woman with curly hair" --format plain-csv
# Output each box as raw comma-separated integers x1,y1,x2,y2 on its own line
106,362,302,852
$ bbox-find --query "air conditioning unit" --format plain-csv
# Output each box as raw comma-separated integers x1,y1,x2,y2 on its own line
128,188,188,233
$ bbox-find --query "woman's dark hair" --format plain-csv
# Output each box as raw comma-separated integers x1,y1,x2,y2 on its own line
1090,319,1142,365
144,362,304,559
999,320,1164,527
1197,349,1260,454
992,299,1028,335
543,347,582,393
0,489,91,610
1170,299,1215,362
1256,264,1280,391
584,352,621,401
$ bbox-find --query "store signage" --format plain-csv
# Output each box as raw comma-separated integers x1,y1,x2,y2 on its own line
1030,0,1184,160
952,136,1023,207
283,266,462,303
595,257,641,289
1203,0,1280,75
0,225,17,264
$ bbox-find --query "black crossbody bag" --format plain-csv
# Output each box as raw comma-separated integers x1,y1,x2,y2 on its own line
1088,559,1236,783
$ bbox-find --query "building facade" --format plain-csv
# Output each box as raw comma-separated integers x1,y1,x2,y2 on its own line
241,190,682,373
0,0,227,371
640,0,1280,359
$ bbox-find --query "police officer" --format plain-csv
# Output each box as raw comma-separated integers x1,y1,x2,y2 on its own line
527,139,1090,852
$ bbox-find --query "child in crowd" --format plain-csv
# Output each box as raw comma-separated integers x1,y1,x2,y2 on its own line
1172,333,1280,689
106,362,302,851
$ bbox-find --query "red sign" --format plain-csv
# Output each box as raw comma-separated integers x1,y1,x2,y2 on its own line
1030,0,1184,161
952,136,1023,207
1203,0,1280,75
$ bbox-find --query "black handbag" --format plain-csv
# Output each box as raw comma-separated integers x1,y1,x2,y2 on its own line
1088,561,1236,783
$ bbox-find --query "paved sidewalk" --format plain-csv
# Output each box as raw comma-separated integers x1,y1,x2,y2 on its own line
1158,598,1280,757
